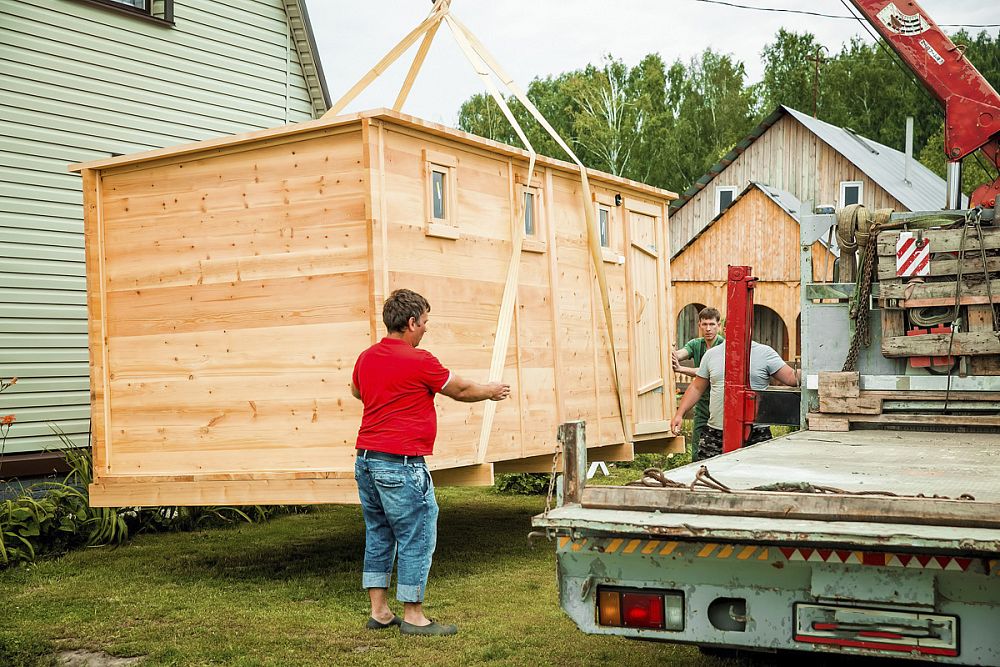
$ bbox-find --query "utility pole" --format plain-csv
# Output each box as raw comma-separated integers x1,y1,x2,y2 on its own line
807,45,828,118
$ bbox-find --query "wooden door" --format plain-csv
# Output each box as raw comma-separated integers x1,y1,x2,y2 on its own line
628,209,667,431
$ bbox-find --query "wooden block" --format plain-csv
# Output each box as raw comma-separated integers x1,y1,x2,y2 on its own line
807,413,851,432
882,331,1000,357
967,305,1000,375
879,277,905,338
819,396,883,415
818,371,860,398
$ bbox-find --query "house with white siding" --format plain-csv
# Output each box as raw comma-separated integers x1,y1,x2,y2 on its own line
0,0,330,472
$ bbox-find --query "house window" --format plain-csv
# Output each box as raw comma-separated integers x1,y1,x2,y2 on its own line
424,149,458,239
715,186,737,215
840,181,863,208
599,207,611,248
76,0,174,23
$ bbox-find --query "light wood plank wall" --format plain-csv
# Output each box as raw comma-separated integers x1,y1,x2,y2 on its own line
83,113,677,503
669,114,907,257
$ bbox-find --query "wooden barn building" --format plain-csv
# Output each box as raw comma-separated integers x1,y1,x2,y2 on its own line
70,109,681,507
671,183,836,361
669,105,954,365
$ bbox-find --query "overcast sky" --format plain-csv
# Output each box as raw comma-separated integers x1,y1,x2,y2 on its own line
305,1,998,126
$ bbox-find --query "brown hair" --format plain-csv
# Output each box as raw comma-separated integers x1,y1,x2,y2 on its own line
698,307,721,323
383,289,431,333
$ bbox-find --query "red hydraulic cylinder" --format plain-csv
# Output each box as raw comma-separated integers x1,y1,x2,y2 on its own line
722,265,758,454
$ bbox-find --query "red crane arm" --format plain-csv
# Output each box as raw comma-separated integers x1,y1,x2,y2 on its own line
847,0,1000,206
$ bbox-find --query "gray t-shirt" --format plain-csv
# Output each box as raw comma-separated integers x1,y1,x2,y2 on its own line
696,341,786,430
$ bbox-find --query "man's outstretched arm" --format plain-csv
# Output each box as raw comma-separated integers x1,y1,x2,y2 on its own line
440,375,510,403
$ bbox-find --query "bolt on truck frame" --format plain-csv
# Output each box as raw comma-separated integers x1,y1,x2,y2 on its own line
532,208,1000,665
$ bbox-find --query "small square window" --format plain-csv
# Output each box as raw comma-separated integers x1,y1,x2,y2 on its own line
423,149,458,239
715,186,737,215
840,181,863,208
599,207,611,248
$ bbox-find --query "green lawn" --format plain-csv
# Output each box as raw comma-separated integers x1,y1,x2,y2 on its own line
0,486,730,667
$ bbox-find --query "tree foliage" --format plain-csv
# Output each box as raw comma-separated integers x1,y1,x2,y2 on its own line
455,28,1000,199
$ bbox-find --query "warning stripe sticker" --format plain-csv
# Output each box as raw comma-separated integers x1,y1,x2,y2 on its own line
896,231,930,277
558,537,979,573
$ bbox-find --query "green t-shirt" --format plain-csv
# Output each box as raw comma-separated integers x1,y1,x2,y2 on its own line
682,335,724,420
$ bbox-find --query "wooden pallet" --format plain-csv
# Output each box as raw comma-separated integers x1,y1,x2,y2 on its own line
807,371,1000,432
876,227,1000,372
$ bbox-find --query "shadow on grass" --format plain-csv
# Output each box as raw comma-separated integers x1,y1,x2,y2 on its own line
181,490,545,584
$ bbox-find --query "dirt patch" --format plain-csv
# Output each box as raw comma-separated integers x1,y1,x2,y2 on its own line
55,649,144,666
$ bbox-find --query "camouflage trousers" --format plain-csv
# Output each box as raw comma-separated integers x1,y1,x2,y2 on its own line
696,425,772,461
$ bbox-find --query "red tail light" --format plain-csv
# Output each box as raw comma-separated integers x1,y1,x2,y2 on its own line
597,587,684,631
622,592,665,629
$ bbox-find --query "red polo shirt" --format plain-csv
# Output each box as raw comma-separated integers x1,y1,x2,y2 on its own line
352,337,452,456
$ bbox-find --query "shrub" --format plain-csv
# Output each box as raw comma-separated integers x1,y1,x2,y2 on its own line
494,472,549,495
0,426,310,569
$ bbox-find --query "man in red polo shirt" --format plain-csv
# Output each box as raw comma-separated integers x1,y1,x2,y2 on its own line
351,289,509,636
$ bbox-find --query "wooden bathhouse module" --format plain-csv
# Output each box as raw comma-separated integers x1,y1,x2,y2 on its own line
70,108,682,507
671,183,837,363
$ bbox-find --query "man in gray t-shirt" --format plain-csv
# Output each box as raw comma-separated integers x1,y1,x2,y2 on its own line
670,341,798,460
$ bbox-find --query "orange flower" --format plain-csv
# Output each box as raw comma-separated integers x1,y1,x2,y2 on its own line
1,414,14,426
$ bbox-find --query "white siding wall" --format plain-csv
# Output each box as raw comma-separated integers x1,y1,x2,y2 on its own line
0,0,323,455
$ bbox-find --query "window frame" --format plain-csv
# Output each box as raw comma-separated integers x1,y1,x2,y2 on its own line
74,0,174,25
516,174,546,253
839,180,864,208
423,149,459,240
593,192,621,263
714,186,737,216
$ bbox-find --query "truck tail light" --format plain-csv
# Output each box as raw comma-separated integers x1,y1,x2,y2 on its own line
597,587,684,631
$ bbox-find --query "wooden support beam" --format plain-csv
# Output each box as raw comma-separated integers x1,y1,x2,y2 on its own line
393,19,441,112
882,331,1000,357
322,4,448,119
560,420,587,505
581,486,1000,530
877,254,1000,280
877,226,1000,255
818,396,882,414
880,278,1000,308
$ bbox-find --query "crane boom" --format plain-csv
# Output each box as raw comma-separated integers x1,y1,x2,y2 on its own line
847,0,1000,207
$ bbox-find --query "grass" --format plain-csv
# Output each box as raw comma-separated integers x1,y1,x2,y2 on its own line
0,487,734,667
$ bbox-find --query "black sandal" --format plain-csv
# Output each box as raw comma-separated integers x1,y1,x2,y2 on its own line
365,615,402,630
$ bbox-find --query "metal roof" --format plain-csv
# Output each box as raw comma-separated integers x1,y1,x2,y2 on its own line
670,105,961,215
783,106,963,212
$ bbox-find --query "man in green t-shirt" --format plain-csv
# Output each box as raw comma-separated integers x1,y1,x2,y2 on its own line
671,307,723,459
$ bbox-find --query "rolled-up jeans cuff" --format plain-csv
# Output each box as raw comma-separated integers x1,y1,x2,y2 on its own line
395,582,425,603
362,571,391,590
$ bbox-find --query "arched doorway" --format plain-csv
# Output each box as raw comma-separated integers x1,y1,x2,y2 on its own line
752,305,789,361
676,302,706,348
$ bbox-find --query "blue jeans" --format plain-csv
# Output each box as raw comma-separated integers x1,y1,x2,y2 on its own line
355,455,439,603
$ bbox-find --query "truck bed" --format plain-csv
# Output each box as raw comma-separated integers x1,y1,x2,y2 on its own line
534,429,1000,554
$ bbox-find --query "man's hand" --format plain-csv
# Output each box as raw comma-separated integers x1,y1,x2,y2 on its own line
486,382,511,401
670,413,684,435
670,348,681,364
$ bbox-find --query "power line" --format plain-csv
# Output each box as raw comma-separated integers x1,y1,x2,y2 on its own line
688,0,1000,28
